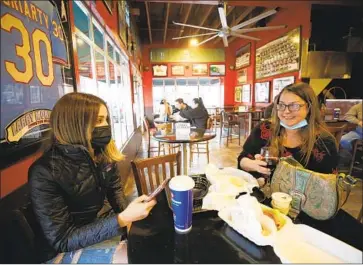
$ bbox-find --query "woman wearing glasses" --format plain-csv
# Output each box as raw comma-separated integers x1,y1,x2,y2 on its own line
238,82,338,186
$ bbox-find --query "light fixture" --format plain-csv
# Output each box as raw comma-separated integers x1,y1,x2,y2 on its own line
189,38,199,46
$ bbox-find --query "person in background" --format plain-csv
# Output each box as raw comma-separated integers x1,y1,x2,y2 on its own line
340,102,362,151
170,98,190,121
158,99,172,121
179,98,210,129
237,83,338,187
174,98,191,113
29,93,156,262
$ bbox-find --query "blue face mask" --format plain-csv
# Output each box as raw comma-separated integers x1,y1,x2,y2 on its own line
280,119,308,130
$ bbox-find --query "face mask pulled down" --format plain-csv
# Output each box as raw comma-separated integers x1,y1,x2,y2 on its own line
91,126,112,152
280,119,308,130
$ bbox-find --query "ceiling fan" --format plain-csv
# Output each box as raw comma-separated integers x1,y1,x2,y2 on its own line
172,3,287,47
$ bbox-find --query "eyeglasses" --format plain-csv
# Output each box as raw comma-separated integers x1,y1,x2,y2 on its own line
276,103,306,112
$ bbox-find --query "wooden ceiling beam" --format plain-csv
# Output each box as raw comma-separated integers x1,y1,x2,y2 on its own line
212,6,255,45
192,5,215,36
145,1,153,44
228,7,277,44
176,4,193,43
163,3,171,43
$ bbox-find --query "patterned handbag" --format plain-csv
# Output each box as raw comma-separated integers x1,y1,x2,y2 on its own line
271,157,355,220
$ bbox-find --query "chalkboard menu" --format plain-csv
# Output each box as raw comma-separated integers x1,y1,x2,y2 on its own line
256,27,301,79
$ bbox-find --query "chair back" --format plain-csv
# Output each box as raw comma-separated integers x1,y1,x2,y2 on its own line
131,152,181,195
143,116,152,136
206,117,213,130
326,124,347,145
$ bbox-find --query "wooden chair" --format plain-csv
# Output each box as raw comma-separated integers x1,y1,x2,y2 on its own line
189,117,213,165
131,152,181,196
143,116,165,158
326,124,347,149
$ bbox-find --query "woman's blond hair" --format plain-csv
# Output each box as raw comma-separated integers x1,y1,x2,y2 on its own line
46,92,123,163
269,82,336,166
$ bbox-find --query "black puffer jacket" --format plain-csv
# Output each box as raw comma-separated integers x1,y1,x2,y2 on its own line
28,144,127,258
179,106,209,129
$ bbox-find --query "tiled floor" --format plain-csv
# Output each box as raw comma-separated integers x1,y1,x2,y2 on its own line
124,131,362,221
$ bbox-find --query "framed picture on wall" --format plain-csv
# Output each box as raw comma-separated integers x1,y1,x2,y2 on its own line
235,43,251,70
192,64,208,76
237,69,247,84
209,64,225,76
272,76,295,100
171,65,185,76
255,82,270,103
235,86,242,102
256,27,301,79
241,84,251,103
102,0,113,14
152,65,168,77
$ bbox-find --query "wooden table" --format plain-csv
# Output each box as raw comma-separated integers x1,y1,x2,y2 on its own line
152,129,216,175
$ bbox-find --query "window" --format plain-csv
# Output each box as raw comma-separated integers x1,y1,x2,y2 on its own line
93,20,104,49
107,40,114,60
152,78,224,113
73,1,135,150
73,1,90,37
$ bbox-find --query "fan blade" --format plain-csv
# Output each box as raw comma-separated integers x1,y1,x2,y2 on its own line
231,9,277,31
218,6,228,29
197,34,219,46
230,32,260,41
236,25,287,33
173,21,220,32
222,36,228,47
172,32,217,40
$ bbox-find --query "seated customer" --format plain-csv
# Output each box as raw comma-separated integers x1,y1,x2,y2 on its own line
174,98,191,113
28,93,156,261
237,83,338,186
340,102,362,151
179,98,209,129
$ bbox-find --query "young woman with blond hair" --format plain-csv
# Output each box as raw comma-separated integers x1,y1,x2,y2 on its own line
238,82,338,186
29,93,156,262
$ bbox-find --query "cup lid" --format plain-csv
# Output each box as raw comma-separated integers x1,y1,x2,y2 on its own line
272,192,292,203
169,175,195,191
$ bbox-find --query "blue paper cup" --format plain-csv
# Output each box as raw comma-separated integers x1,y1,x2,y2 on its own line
169,175,195,233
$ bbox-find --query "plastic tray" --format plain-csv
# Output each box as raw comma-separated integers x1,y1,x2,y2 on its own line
273,224,362,263
165,174,211,213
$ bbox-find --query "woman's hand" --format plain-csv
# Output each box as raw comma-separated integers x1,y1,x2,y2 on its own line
240,155,271,175
117,195,157,227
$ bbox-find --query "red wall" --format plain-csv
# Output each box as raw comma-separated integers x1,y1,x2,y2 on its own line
227,3,312,108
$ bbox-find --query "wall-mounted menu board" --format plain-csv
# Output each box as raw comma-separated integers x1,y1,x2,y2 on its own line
235,43,251,70
256,27,301,79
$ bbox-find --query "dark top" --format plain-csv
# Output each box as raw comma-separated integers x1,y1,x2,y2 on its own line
179,105,209,129
237,121,339,175
28,144,126,260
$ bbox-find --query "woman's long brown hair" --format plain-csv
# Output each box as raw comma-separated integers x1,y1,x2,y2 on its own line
45,92,123,163
269,82,336,166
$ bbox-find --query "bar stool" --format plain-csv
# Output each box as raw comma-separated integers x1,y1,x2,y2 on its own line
219,111,241,146
189,117,213,165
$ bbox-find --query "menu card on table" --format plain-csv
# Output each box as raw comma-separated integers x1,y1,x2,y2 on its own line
175,123,191,140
